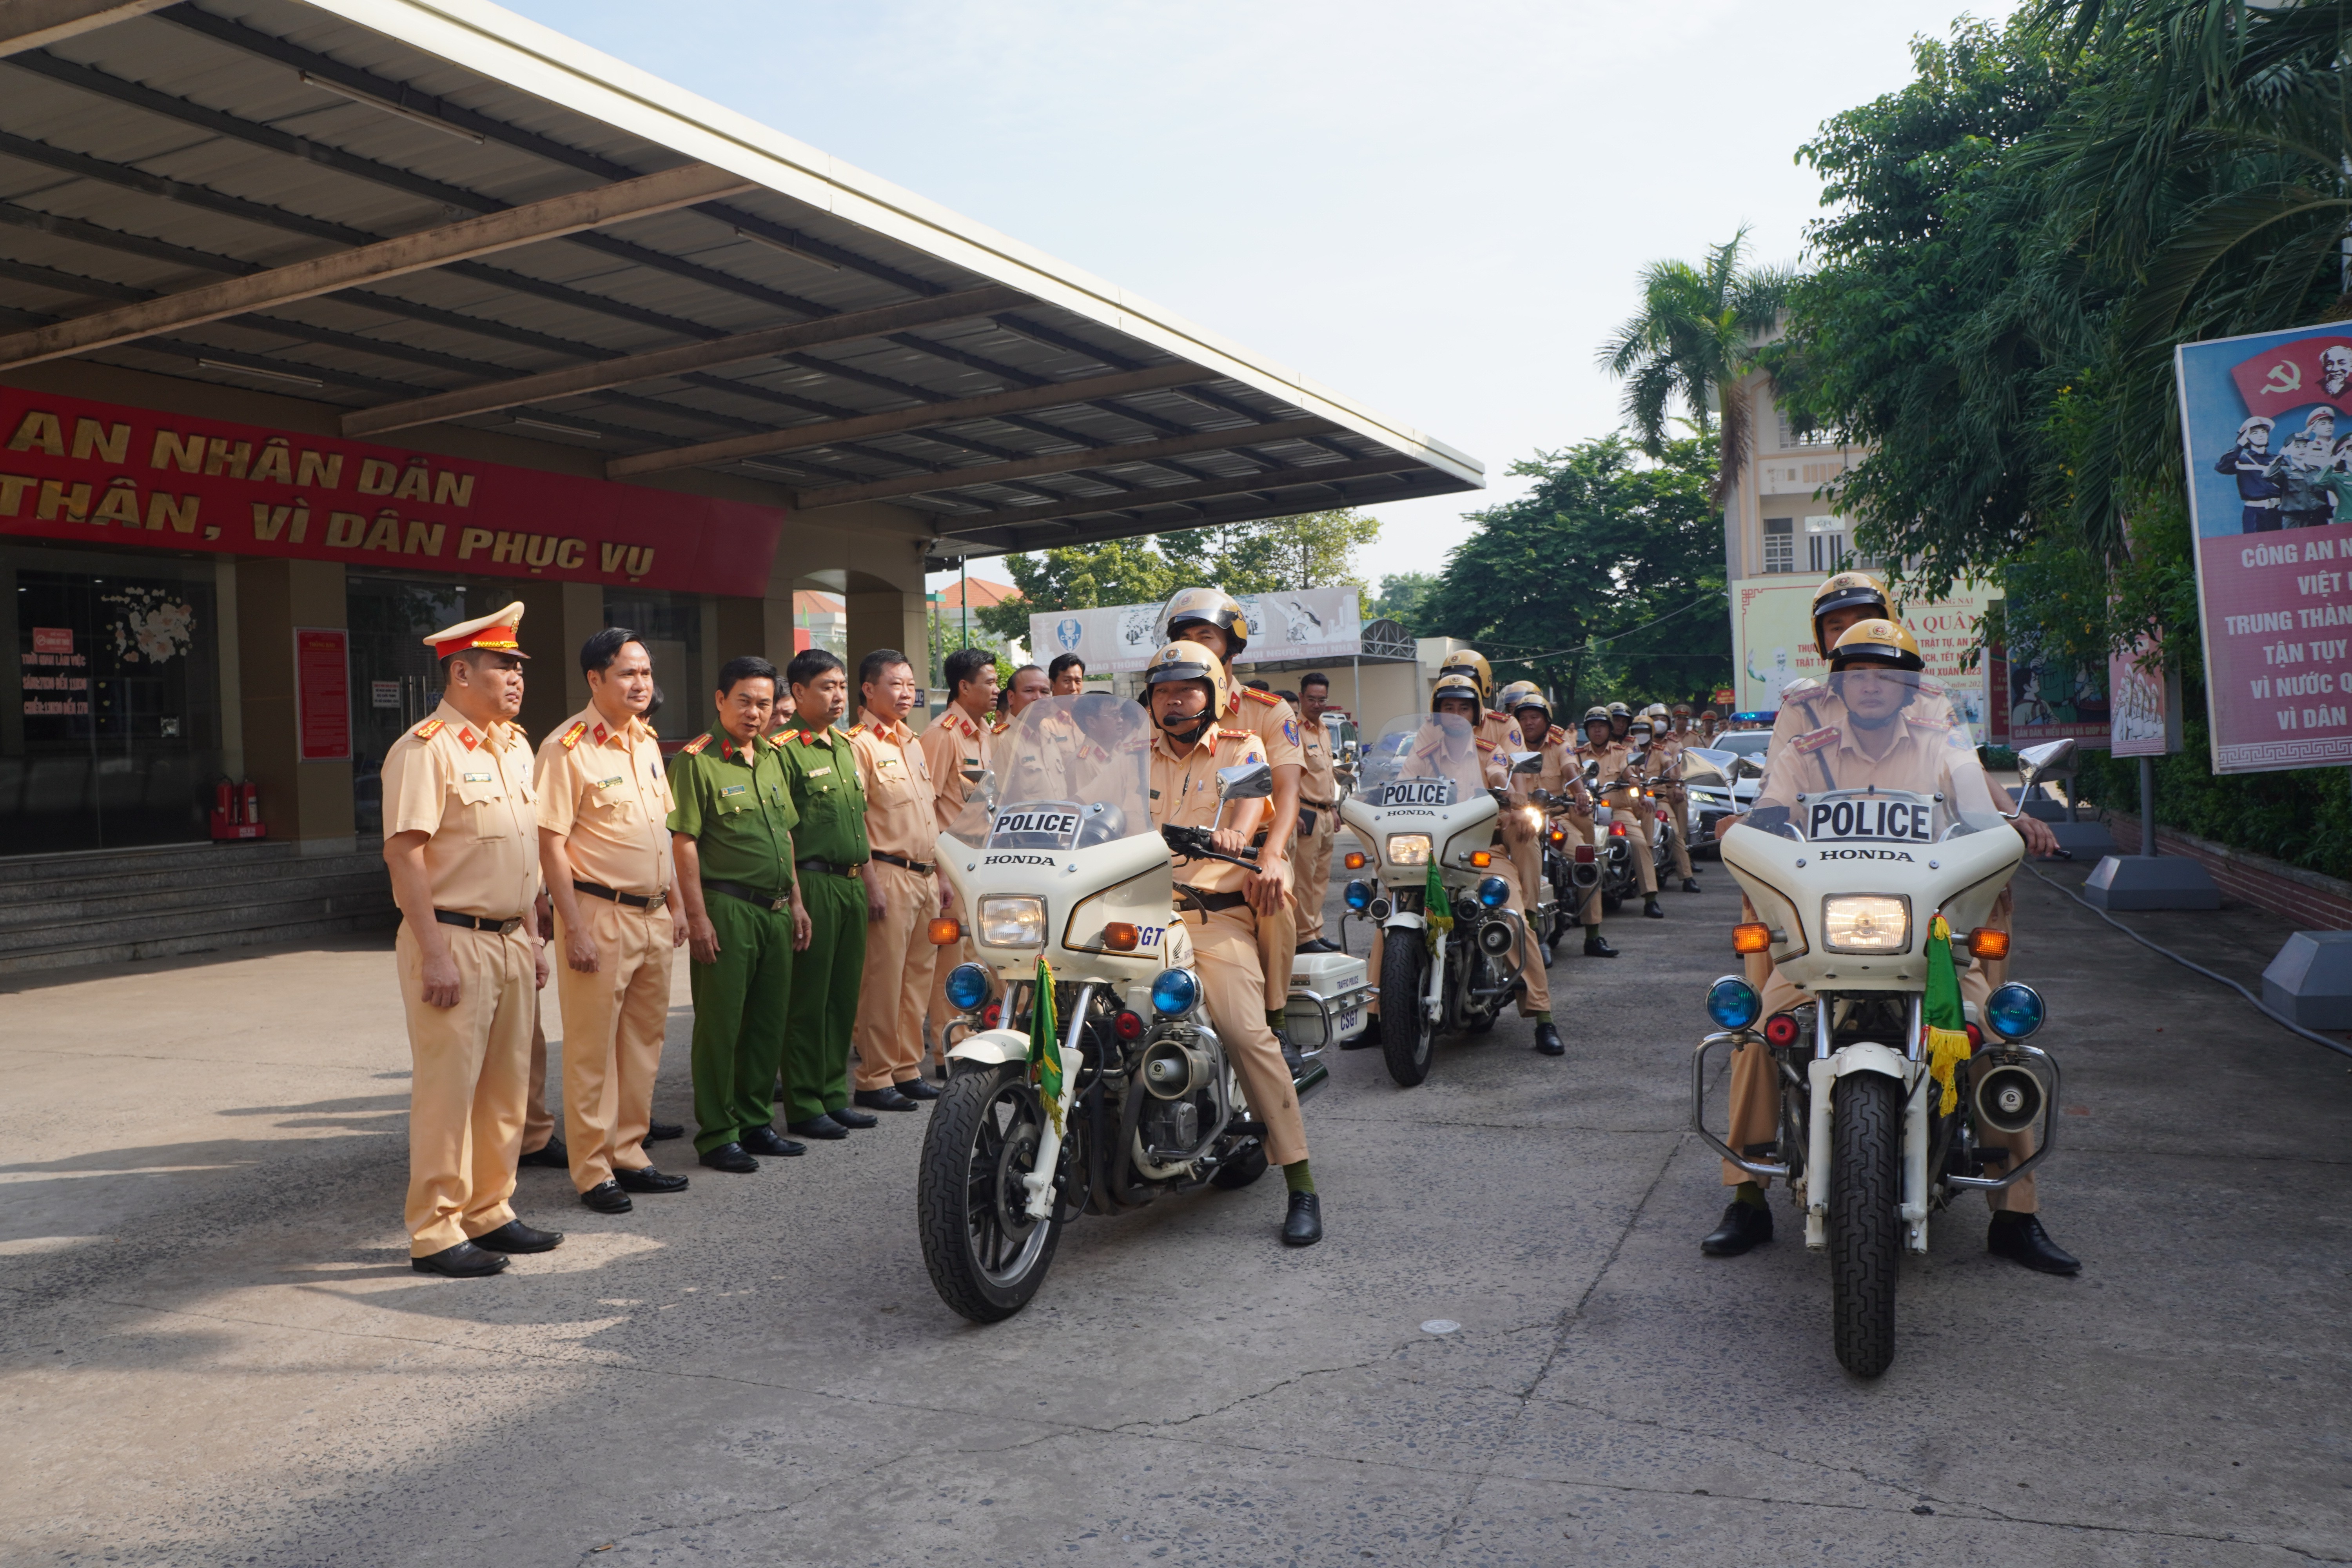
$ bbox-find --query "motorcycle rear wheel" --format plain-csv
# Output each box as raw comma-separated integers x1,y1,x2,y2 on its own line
1829,1071,1903,1377
916,1061,1064,1323
1379,929,1436,1087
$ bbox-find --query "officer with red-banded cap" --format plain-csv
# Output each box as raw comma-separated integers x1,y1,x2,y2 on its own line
379,601,564,1277
1156,589,1309,1072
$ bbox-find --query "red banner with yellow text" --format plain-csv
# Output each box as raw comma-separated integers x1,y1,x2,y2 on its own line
0,390,783,595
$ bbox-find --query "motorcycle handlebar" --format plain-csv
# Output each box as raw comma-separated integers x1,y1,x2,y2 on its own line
1160,823,1263,870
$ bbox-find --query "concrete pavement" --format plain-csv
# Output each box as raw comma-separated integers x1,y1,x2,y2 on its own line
2,849,2348,1565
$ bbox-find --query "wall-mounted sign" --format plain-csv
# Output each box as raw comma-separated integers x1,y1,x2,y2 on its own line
295,627,351,763
0,391,784,597
1031,586,1363,674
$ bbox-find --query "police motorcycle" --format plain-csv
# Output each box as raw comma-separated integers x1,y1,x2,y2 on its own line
914,694,1311,1323
1338,710,1544,1087
1695,664,2062,1377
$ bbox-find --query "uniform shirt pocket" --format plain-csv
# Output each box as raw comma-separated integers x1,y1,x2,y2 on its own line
454,772,509,838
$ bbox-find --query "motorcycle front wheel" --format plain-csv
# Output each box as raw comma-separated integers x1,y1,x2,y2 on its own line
1829,1071,1903,1377
1378,929,1436,1087
916,1061,1065,1323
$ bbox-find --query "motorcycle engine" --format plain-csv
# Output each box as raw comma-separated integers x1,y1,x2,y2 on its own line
1140,1096,1201,1156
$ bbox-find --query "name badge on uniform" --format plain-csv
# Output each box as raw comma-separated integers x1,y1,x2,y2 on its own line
461,771,492,784
594,775,624,790
720,783,747,797
810,766,833,777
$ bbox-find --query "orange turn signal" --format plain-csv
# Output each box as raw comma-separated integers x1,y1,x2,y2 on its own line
928,917,962,946
1967,926,2010,960
1470,850,1492,868
1732,922,1772,955
1343,852,1366,871
1103,922,1139,952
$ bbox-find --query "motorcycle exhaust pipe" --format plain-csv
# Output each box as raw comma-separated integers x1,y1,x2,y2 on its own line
1973,1061,2045,1135
1140,1037,1216,1101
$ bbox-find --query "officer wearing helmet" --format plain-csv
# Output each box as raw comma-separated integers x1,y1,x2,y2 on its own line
1156,589,1310,1071
1140,640,1322,1246
1498,681,1599,967
1641,702,1701,894
1365,669,1563,1054
1703,619,2074,1274
1568,706,1620,955
1592,704,1663,919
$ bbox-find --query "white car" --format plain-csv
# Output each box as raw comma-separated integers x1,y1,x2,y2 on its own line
1681,734,1768,853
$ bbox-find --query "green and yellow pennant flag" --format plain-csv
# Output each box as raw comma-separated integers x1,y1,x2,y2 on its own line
1923,913,1971,1115
1029,955,1065,1134
1425,861,1454,952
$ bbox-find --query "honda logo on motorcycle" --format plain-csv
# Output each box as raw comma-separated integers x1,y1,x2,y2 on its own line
1814,847,1916,862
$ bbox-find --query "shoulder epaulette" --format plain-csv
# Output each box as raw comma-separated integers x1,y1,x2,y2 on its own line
844,722,865,737
1906,709,1959,730
1475,738,1497,753
412,718,444,740
558,720,588,750
1240,686,1280,706
1793,726,1840,754
682,733,713,755
1917,676,1947,698
766,732,790,749
1217,728,1253,742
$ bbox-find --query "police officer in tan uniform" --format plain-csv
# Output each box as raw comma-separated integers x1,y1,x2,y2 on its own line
1567,706,1619,956
1292,671,1345,955
1142,641,1321,1247
1498,682,1597,964
380,602,563,1278
919,647,998,1078
536,627,689,1214
849,648,951,1111
1591,710,1663,920
1642,702,1702,893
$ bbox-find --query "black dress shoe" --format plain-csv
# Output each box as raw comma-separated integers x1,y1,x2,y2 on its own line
645,1120,684,1143
614,1165,689,1194
1643,897,1665,918
412,1240,508,1277
742,1126,807,1157
1584,934,1619,957
1532,1022,1564,1056
516,1136,568,1170
1681,877,1703,893
828,1105,878,1129
1298,937,1342,954
472,1219,564,1254
787,1114,848,1140
1700,1199,1773,1256
1275,1029,1305,1075
1988,1212,2081,1275
1281,1190,1323,1247
854,1087,919,1112
699,1142,759,1173
580,1180,633,1214
894,1077,942,1102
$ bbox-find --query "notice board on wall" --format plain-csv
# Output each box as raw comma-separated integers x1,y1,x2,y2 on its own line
295,627,350,763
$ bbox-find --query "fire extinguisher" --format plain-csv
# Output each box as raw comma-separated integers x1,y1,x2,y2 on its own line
214,778,234,822
238,779,260,825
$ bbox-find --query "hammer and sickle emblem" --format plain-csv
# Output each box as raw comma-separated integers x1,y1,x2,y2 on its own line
2263,359,2304,397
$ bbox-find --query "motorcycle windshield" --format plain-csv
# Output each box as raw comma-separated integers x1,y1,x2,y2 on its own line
1356,712,1489,806
1756,666,2007,837
946,693,1156,850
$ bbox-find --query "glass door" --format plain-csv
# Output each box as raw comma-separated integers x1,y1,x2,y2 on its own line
346,573,467,838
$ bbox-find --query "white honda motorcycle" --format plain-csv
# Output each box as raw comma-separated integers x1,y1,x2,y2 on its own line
1699,740,2066,1377
914,695,1334,1323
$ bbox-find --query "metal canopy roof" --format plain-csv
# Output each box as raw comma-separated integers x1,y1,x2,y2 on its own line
0,0,1482,571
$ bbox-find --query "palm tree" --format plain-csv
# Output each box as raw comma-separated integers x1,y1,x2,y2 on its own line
1596,227,1795,500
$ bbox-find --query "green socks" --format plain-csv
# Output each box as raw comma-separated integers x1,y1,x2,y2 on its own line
1733,1180,1766,1209
1532,1010,1552,1024
1266,1010,1286,1031
1283,1159,1314,1195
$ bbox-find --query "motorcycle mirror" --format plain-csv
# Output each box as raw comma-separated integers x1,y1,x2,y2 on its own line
1216,761,1274,801
1507,750,1544,776
2016,739,2078,784
967,766,999,805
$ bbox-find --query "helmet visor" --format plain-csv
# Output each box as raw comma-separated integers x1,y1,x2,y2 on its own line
1826,664,1927,723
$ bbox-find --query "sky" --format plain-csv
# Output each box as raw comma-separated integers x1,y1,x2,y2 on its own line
505,0,2022,596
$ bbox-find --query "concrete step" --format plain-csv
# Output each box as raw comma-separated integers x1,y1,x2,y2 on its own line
0,865,392,936
0,848,384,911
0,907,397,975
0,838,298,886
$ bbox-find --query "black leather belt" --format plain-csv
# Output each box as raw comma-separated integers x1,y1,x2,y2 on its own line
1175,884,1250,916
703,879,790,912
796,857,865,878
574,879,665,909
870,850,935,876
434,909,523,935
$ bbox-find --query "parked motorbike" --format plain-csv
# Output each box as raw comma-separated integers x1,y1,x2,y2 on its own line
915,696,1334,1323
1338,712,1543,1087
1697,740,2066,1377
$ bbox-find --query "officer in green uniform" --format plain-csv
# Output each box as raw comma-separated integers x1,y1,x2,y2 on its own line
668,654,811,1173
772,648,873,1142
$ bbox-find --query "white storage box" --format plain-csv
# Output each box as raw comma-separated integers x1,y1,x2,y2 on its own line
1285,949,1372,1052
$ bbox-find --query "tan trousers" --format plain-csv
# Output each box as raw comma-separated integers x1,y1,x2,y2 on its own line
397,922,534,1257
554,898,674,1192
1566,810,1603,931
1725,890,2033,1212
1365,858,1548,1016
1659,787,1694,880
855,861,935,1091
1604,792,1659,895
523,1008,555,1155
1293,807,1337,943
1256,895,1298,1026
1185,902,1308,1165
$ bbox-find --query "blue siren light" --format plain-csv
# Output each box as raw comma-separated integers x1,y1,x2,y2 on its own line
1149,967,1200,1017
1706,975,1763,1032
1985,982,2045,1040
944,963,991,1013
1343,879,1374,911
1476,876,1511,909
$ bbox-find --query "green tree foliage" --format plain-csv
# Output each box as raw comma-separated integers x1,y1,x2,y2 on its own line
1368,571,1438,632
1419,436,1730,713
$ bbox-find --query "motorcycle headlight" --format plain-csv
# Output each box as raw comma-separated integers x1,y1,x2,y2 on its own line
1476,875,1511,909
1149,967,1200,1017
1985,982,2045,1040
977,894,1047,948
1821,894,1910,954
1385,833,1432,866
944,962,991,1012
1706,974,1762,1031
1344,878,1373,911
